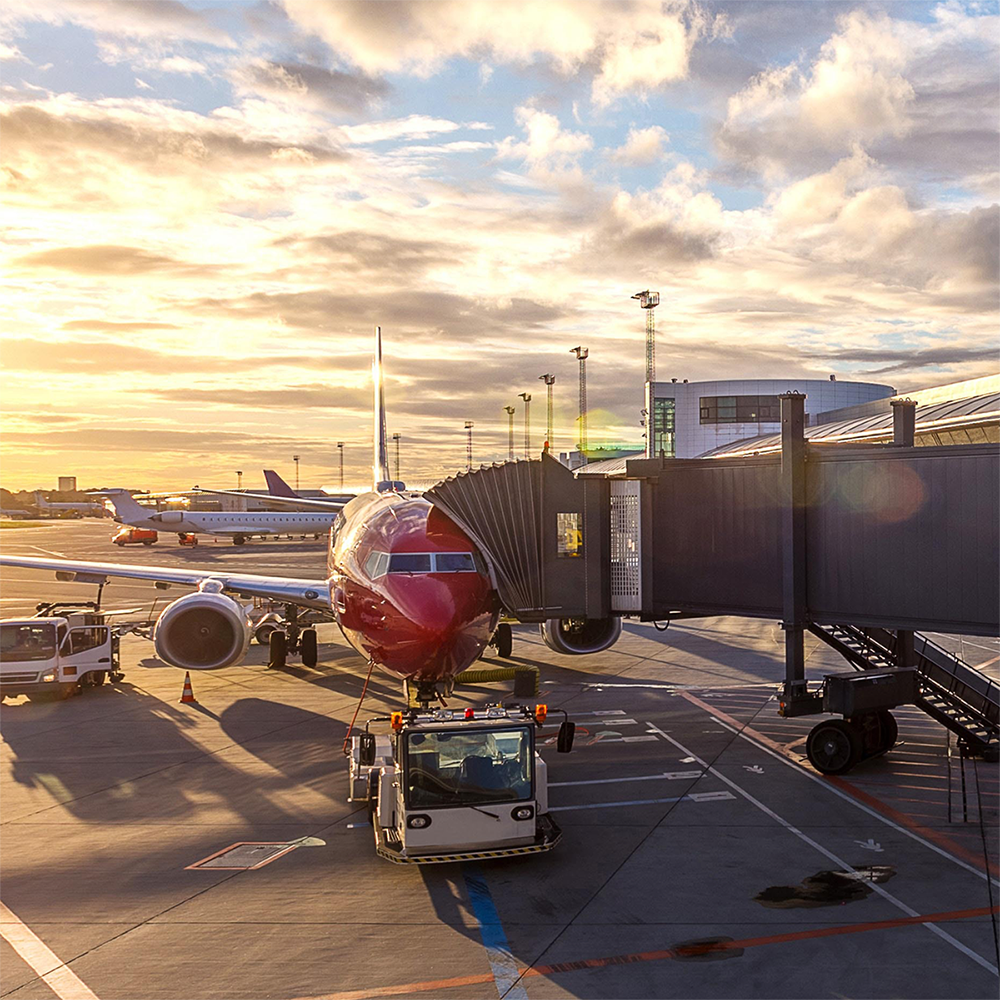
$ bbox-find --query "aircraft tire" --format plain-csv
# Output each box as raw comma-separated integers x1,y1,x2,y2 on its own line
268,629,287,669
300,628,318,668
494,623,513,659
233,534,246,546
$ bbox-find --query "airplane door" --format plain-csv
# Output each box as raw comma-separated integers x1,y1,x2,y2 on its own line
61,626,112,680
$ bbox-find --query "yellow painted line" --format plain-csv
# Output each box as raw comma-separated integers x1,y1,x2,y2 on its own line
0,901,100,1000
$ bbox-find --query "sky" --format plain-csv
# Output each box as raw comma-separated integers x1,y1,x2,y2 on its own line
1,0,998,491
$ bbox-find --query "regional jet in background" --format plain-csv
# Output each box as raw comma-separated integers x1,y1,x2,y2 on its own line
96,489,343,546
34,493,106,517
0,327,623,692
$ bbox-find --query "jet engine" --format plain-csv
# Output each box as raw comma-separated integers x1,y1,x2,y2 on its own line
153,584,251,670
539,616,622,655
153,511,185,524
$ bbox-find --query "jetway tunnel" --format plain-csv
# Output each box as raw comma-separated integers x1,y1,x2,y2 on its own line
426,395,999,769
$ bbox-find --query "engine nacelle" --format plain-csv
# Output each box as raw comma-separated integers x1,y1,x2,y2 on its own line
540,616,623,655
153,587,251,670
154,511,185,524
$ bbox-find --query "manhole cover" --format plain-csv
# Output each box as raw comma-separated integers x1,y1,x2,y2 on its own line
187,842,296,870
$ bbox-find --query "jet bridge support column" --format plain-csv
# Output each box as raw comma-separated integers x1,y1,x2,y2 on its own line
892,397,918,667
779,392,816,714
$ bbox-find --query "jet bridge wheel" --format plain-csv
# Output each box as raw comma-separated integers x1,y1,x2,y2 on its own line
493,623,513,659
806,719,863,775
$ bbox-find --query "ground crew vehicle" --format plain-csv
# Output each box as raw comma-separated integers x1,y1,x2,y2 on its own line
348,704,572,863
112,526,157,546
178,532,198,546
0,605,123,701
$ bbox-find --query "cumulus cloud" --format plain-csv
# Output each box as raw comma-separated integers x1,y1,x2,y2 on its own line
281,0,716,105
610,125,670,166
496,105,593,176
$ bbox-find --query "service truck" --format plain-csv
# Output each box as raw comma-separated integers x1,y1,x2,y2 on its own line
0,604,123,701
348,703,572,863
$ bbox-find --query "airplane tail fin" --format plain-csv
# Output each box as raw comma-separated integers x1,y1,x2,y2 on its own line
34,492,51,508
372,325,393,490
96,490,150,522
263,469,298,497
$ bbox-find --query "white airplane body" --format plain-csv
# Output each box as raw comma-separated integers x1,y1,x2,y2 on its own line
98,490,340,544
34,493,105,516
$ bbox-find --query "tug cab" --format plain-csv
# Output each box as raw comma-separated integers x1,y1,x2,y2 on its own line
349,704,570,864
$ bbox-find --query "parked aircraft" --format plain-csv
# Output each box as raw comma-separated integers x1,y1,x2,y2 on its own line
34,493,105,517
96,490,342,546
0,328,621,697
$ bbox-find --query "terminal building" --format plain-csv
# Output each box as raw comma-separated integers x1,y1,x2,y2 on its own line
645,377,896,459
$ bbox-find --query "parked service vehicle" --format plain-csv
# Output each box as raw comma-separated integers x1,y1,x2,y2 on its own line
178,533,198,546
349,703,572,863
0,607,123,701
112,527,158,546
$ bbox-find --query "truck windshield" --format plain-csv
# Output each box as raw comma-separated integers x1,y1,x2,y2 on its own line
0,624,57,663
406,727,532,807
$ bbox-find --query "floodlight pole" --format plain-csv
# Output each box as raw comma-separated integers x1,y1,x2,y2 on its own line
518,393,532,459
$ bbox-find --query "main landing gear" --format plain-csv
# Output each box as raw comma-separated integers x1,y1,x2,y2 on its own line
806,710,897,775
266,605,318,669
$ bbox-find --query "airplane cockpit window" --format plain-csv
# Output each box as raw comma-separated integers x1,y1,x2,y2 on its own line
388,553,432,574
434,553,477,573
364,550,390,578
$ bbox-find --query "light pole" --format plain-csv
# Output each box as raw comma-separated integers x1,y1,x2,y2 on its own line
464,421,474,471
538,373,555,452
391,432,401,481
518,392,532,459
292,454,300,491
503,406,515,461
337,442,344,491
570,346,588,455
236,470,243,490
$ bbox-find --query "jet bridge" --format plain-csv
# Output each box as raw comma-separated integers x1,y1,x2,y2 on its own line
426,395,999,766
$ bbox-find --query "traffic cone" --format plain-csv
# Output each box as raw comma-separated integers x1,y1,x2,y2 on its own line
179,671,197,704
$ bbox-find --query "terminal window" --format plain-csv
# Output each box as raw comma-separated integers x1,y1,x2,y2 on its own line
651,397,675,458
700,395,781,424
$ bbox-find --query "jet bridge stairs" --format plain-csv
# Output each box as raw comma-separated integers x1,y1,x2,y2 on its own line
809,623,1000,761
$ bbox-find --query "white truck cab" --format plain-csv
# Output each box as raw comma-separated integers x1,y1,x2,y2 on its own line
349,704,571,864
0,606,122,702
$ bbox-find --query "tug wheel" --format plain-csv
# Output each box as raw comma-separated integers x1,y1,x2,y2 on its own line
807,719,862,775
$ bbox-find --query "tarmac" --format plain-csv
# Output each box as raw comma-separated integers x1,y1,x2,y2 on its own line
1,520,998,1000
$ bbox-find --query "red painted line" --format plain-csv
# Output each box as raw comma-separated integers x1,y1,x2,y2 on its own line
677,691,999,878
299,905,999,1000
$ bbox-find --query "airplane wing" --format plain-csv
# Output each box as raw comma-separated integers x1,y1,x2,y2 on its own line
193,487,346,512
0,556,329,609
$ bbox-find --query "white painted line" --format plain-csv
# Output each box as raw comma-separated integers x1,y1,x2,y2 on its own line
686,705,1000,890
550,791,735,812
645,724,999,977
550,771,703,788
28,546,67,558
0,901,100,1000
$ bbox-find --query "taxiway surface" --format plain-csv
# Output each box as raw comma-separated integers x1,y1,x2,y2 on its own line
1,521,998,999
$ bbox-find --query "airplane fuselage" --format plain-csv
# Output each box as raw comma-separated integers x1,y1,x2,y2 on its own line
327,491,497,681
133,510,339,537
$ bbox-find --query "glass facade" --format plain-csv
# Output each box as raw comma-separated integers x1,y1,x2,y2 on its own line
651,397,676,457
699,395,781,424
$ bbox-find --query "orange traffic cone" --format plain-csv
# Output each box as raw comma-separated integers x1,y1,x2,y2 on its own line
179,671,197,704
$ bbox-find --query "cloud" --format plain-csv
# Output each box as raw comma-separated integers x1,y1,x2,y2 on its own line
340,114,464,144
609,125,670,166
233,59,390,116
2,0,233,46
813,344,1000,375
273,231,462,278
61,320,180,332
496,105,593,176
13,244,208,276
281,0,714,105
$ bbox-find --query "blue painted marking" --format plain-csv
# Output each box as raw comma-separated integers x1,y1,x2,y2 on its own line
463,866,528,1000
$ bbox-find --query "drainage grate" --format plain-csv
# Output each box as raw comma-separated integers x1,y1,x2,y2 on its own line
186,842,297,870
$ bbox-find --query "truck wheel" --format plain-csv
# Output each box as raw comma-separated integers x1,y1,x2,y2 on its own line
806,719,862,775
88,671,107,688
300,628,318,668
142,540,154,545
116,540,125,547
494,623,513,659
254,624,276,646
268,629,287,669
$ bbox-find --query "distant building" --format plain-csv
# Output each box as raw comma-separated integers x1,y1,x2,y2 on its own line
559,444,644,472
646,377,896,459
58,476,77,492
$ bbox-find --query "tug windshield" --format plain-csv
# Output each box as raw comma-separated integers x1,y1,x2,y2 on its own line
405,727,532,807
0,624,56,662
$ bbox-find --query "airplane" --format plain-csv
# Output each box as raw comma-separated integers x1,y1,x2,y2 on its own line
34,492,106,517
95,489,343,546
0,327,622,701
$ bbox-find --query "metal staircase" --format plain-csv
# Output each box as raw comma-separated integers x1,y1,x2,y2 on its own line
809,624,999,758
